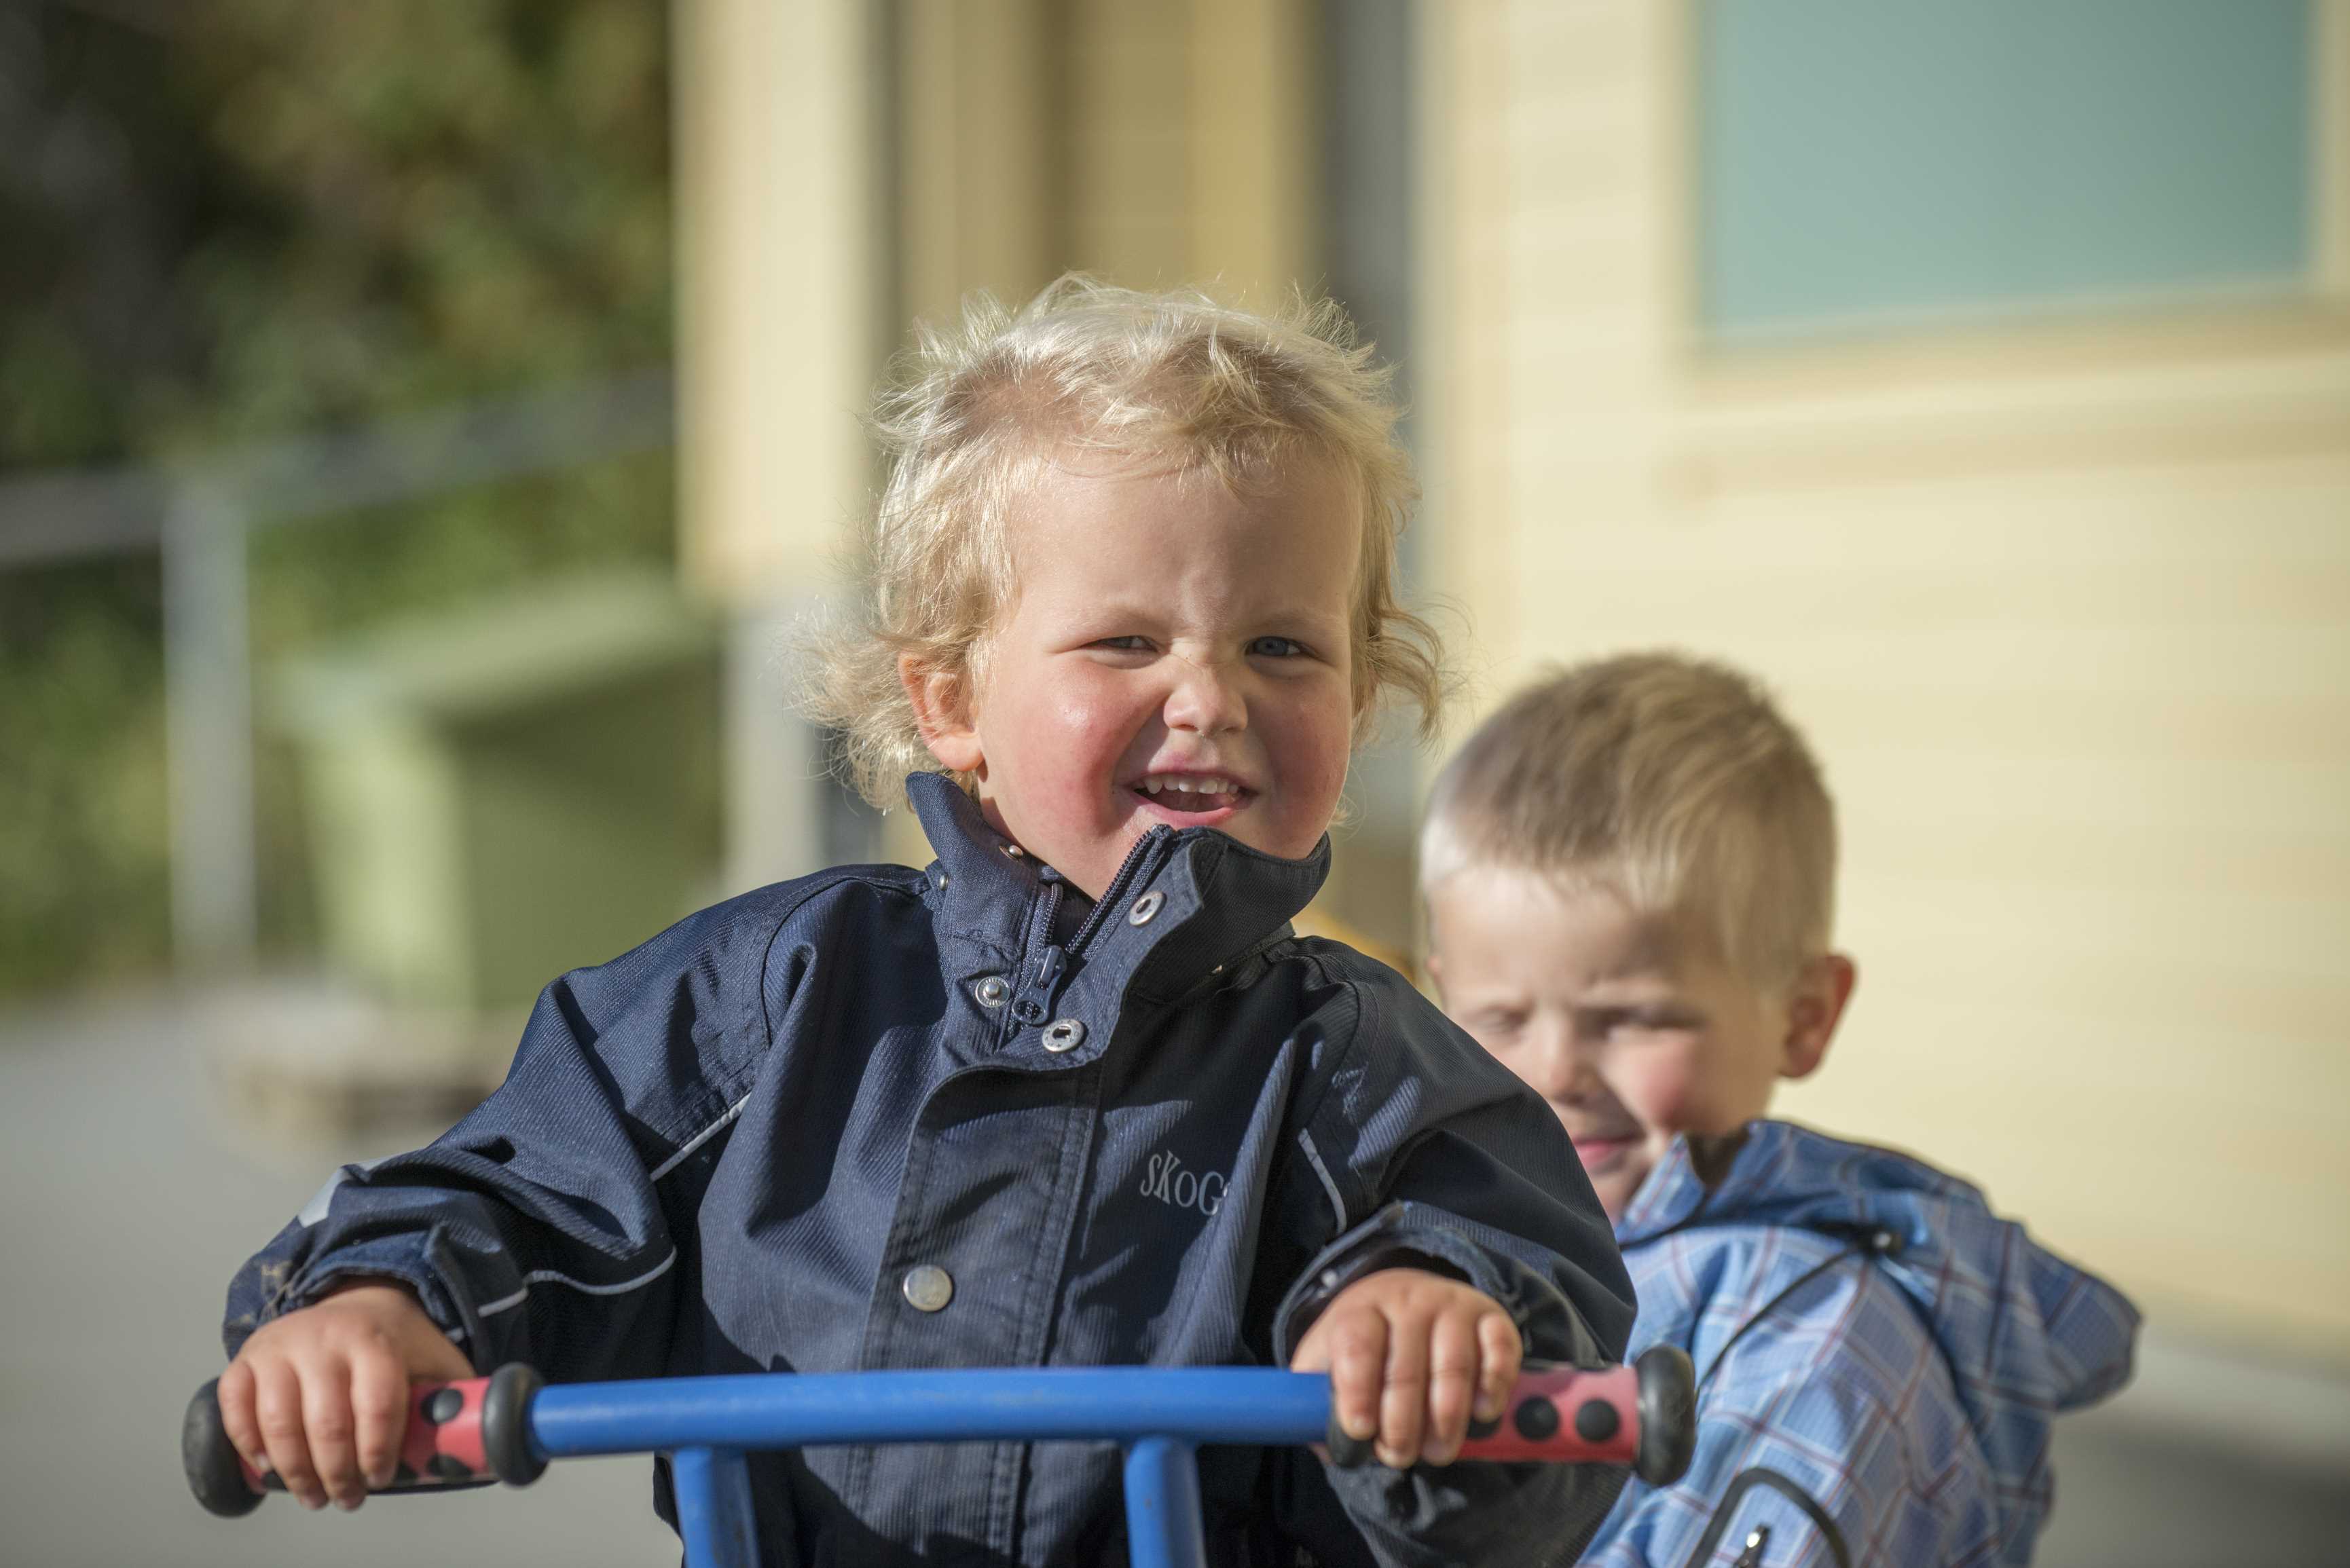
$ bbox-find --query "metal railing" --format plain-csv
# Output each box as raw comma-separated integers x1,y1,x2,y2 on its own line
0,370,674,969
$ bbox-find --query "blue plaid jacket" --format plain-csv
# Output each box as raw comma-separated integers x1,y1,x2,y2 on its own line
224,774,1633,1567
1581,1123,2137,1567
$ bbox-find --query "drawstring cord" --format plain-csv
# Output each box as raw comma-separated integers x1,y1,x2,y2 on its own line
1682,1468,1852,1568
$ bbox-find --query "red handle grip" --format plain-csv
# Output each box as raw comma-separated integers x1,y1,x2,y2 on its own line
1326,1345,1695,1486
185,1365,544,1517
1455,1362,1638,1463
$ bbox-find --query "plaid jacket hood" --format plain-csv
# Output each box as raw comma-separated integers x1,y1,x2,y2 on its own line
1585,1121,2138,1567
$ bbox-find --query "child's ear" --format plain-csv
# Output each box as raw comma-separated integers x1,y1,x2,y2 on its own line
899,654,986,776
1778,953,1857,1081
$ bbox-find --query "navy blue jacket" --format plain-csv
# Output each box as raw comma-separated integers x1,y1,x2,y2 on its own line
226,774,1634,1567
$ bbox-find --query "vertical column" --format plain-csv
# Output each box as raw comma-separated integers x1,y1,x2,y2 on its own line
1122,1436,1207,1568
674,0,889,890
1185,0,1317,298
672,1446,762,1568
162,485,256,972
2317,0,2350,295
894,0,1065,328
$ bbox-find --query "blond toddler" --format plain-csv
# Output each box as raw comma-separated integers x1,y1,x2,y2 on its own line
215,281,1636,1567
1422,654,2138,1566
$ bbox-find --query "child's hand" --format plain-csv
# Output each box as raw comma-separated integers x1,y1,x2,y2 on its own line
1289,1267,1522,1470
217,1279,472,1511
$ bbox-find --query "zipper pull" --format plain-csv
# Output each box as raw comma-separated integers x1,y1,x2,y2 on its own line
1011,942,1067,1026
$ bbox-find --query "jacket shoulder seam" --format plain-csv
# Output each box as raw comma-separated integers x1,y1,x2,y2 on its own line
1283,944,1381,1161
656,868,925,1158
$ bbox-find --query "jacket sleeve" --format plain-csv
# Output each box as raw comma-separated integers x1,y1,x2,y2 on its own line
221,896,786,1382
1269,962,1639,1568
1582,1277,1997,1568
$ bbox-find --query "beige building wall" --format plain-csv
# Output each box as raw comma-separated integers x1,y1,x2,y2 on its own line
674,0,887,605
678,0,1331,878
1421,1,2350,1360
879,0,1321,869
896,0,1317,326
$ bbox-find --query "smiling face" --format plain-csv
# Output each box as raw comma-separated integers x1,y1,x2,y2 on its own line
902,453,1361,898
1427,865,1852,1219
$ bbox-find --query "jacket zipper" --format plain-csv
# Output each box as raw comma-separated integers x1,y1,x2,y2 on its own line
1009,828,1172,1029
1064,826,1172,956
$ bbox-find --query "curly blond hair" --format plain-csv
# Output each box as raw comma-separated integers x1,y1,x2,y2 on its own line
805,275,1448,809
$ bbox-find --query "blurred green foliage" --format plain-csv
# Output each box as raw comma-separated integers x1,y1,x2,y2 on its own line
0,0,674,997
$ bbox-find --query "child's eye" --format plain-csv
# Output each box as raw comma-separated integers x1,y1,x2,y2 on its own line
1609,1007,1694,1036
1471,1009,1529,1039
1247,636,1308,658
1090,635,1155,653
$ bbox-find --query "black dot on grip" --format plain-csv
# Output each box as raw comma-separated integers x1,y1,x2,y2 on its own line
429,1454,475,1482
1465,1413,1501,1440
424,1387,464,1425
1511,1394,1560,1442
1574,1398,1621,1443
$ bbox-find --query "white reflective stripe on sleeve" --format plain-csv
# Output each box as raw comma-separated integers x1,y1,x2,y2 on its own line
297,1155,389,1227
1296,1129,1348,1230
476,1248,680,1318
648,1092,754,1182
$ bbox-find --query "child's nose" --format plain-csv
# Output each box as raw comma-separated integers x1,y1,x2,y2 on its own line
1524,1026,1599,1102
1162,655,1247,735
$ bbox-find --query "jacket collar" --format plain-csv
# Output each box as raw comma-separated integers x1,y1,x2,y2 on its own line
1613,1119,1807,1245
904,771,1330,996
1615,1118,1974,1248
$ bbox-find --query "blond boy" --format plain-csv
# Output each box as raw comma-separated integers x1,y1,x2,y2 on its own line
213,282,1635,1566
1422,654,2137,1567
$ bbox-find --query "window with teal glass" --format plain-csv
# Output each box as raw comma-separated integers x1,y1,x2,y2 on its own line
1697,0,2313,341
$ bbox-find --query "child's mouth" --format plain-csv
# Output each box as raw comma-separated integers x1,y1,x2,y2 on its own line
1568,1133,1639,1172
1128,774,1252,825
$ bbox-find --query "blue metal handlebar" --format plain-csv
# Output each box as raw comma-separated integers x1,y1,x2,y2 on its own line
187,1356,1697,1568
530,1367,1335,1457
529,1368,1355,1568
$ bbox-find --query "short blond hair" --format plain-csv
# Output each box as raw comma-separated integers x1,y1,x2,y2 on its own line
806,275,1448,809
1420,653,1837,988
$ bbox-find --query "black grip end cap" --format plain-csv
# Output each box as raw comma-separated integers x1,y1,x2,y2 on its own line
1323,1412,1377,1470
184,1379,264,1518
1634,1344,1697,1487
482,1363,548,1486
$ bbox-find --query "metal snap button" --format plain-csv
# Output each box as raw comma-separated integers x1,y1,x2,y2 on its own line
1041,1018,1086,1053
932,867,950,890
974,975,1009,1008
901,1264,954,1312
1127,889,1164,926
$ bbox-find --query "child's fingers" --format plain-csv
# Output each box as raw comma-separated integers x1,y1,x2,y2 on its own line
1328,1311,1391,1444
251,1358,325,1509
348,1348,409,1492
1473,1309,1523,1423
217,1358,268,1477
1420,1309,1483,1466
1376,1314,1431,1470
297,1354,365,1510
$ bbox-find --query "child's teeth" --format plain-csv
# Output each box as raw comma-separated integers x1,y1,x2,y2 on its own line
1139,776,1239,798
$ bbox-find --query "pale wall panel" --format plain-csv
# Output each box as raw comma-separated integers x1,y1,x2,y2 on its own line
1427,0,2350,1359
